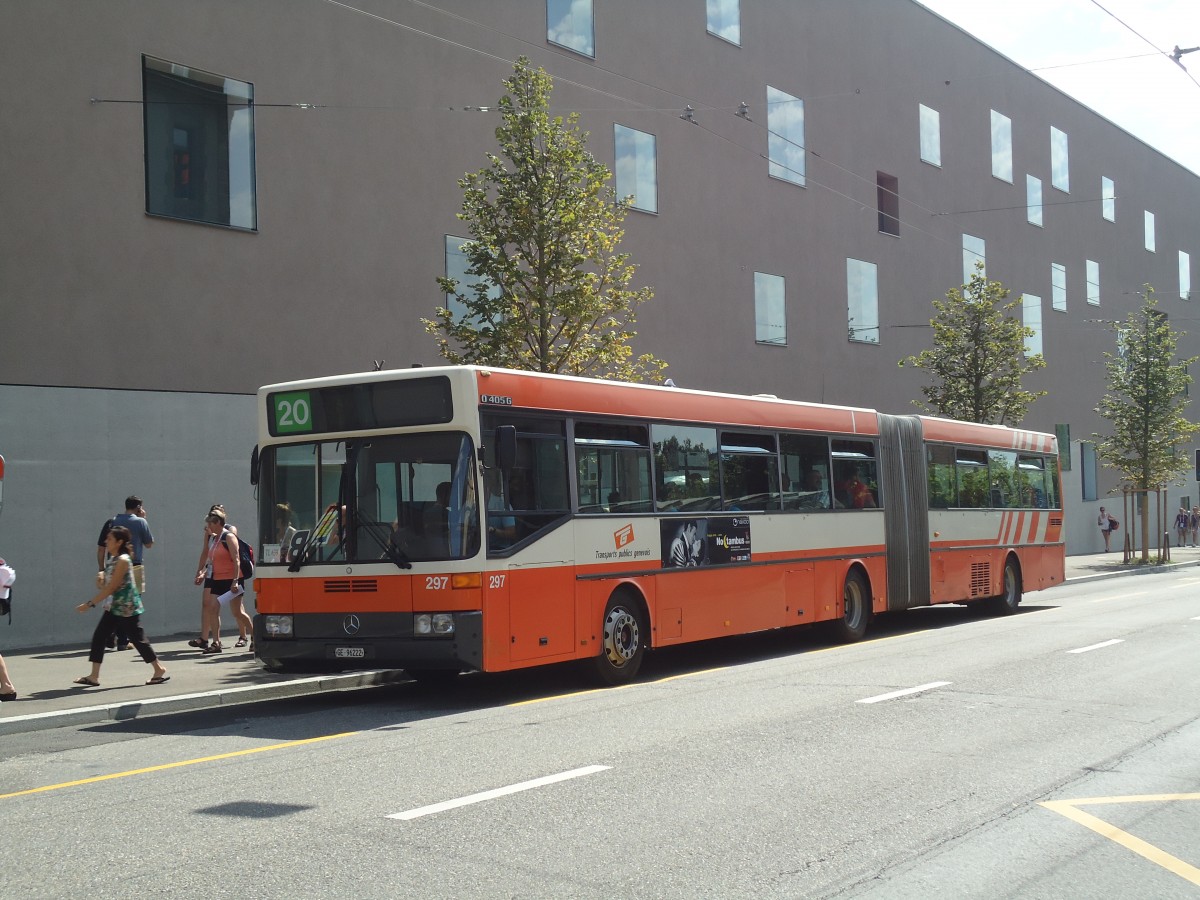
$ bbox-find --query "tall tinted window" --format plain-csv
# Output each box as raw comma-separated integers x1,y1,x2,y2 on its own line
706,0,740,44
1052,262,1067,312
1144,211,1156,252
142,56,256,229
919,104,941,166
444,235,500,321
1022,294,1043,357
877,172,899,236
767,86,805,186
990,110,1012,182
1101,176,1116,221
1050,126,1069,192
1181,251,1192,301
547,0,594,56
1026,175,1043,227
754,272,786,346
963,234,986,282
614,125,658,213
847,259,879,344
1086,260,1100,306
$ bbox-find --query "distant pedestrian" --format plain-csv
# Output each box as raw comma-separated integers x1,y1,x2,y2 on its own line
1175,507,1189,547
1097,506,1117,552
1190,506,1199,547
0,556,16,701
97,495,154,651
193,508,252,654
74,525,168,688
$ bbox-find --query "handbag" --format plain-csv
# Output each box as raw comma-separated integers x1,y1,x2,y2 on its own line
1110,516,1119,531
132,564,146,594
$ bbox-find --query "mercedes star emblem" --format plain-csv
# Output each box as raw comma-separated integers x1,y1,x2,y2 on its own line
343,614,361,636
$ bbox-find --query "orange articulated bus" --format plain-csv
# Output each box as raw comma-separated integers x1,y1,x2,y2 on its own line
250,366,1064,684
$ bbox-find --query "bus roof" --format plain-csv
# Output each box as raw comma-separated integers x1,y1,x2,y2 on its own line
260,365,1056,451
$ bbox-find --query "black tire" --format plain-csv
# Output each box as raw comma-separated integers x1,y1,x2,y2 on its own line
592,593,646,685
986,557,1022,615
406,668,460,686
832,569,871,642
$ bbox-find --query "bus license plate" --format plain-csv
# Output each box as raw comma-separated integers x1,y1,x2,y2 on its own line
334,647,365,659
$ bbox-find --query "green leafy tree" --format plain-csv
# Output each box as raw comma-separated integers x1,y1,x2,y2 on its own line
899,262,1046,425
1095,286,1199,560
424,57,666,382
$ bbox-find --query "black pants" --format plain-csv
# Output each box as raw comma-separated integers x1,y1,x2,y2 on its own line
89,611,157,665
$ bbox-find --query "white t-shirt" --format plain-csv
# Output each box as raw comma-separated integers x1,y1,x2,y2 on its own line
0,561,14,599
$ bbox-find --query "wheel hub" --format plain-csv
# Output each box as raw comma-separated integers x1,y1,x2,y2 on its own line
603,607,639,666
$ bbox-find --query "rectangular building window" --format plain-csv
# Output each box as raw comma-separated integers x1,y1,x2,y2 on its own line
1086,259,1100,306
1055,424,1071,472
877,172,899,236
142,55,256,230
1145,210,1156,252
706,0,740,44
444,235,500,322
1052,262,1067,312
754,272,786,346
1102,175,1115,221
1080,441,1097,501
963,234,986,282
1050,126,1069,192
1022,294,1043,357
614,125,658,213
547,0,594,57
919,104,941,166
1181,250,1192,301
847,258,879,344
767,86,805,186
990,110,1013,182
1026,175,1043,227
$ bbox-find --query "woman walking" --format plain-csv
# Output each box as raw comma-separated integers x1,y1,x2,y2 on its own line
194,508,252,653
74,525,168,687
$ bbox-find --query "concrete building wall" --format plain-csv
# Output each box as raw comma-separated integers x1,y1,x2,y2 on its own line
0,386,256,650
2,1,1199,647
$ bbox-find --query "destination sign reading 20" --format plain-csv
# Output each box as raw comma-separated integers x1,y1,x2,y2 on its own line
272,391,314,435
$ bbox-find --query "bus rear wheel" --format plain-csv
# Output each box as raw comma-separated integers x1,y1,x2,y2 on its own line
832,569,871,642
593,594,646,685
986,558,1022,615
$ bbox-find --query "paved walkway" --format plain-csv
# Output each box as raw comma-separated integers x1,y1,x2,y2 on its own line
3,546,1199,736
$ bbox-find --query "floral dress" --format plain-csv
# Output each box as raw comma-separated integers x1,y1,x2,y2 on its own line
106,553,144,617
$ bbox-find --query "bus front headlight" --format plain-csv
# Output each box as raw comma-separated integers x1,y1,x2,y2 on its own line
414,613,455,636
264,615,293,637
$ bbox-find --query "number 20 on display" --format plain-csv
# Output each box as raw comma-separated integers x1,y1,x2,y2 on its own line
274,391,313,434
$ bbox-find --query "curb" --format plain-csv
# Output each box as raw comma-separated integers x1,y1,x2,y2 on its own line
0,669,409,737
1065,557,1200,586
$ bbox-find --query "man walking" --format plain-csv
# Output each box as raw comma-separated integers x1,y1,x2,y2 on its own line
97,495,154,650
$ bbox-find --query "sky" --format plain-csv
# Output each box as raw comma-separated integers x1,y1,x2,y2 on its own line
917,0,1200,175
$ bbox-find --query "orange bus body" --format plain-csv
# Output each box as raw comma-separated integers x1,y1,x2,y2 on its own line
252,367,1064,681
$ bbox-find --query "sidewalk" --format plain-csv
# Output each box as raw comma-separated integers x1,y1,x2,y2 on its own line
4,546,1200,736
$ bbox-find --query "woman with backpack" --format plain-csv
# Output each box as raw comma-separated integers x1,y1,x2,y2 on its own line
193,508,253,654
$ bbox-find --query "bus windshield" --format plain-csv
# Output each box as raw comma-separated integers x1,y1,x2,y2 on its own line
258,432,480,567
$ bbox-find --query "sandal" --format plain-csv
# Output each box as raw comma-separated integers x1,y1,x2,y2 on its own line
234,637,248,647
202,642,223,654
188,638,209,649
73,676,100,687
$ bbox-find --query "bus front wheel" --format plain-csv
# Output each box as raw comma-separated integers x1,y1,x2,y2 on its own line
593,594,646,685
832,569,871,642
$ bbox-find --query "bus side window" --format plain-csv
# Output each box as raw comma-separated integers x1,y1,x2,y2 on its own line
927,445,955,508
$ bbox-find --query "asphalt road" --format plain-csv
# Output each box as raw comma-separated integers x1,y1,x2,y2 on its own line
2,570,1199,899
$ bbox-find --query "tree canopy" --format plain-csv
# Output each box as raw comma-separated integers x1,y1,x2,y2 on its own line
899,262,1046,425
424,57,666,382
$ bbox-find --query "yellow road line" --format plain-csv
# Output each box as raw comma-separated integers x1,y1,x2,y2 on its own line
0,731,357,801
1041,797,1200,886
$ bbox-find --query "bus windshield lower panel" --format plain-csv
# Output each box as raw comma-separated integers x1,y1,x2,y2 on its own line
258,432,480,566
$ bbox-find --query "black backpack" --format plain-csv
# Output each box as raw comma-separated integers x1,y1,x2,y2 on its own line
223,531,256,580
0,589,9,622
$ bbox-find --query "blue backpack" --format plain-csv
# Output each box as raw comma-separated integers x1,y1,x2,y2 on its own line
223,531,255,580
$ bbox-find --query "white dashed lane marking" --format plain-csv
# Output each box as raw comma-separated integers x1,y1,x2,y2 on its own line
1068,639,1124,654
387,765,611,821
856,682,951,704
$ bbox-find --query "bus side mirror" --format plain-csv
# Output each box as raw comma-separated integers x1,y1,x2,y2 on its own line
250,445,260,486
495,425,517,475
